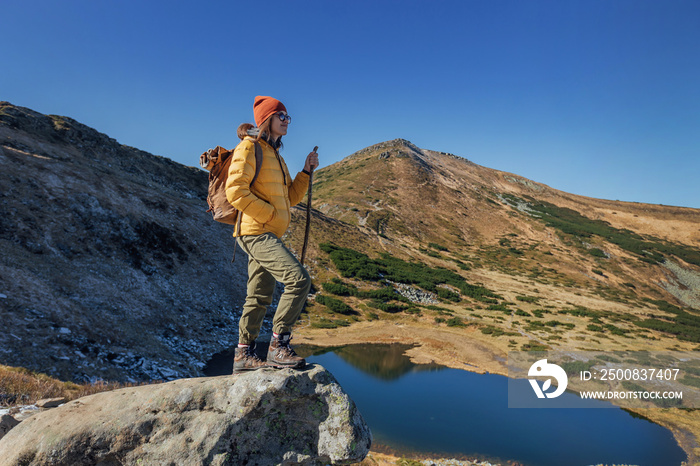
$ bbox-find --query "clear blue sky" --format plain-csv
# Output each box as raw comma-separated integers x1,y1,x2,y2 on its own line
3,0,699,208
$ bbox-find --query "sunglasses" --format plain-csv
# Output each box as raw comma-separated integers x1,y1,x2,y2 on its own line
276,112,292,123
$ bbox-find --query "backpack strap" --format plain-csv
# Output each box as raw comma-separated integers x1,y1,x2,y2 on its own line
251,141,263,186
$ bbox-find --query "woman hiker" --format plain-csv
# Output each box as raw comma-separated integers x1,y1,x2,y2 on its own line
226,95,319,373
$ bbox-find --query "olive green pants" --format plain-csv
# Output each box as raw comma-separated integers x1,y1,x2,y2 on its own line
236,233,311,345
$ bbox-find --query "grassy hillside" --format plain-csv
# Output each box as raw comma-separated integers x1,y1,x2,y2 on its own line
287,139,700,462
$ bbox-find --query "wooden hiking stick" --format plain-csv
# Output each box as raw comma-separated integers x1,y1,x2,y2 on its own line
300,146,318,266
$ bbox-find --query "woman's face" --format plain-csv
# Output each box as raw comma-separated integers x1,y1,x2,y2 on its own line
269,112,289,139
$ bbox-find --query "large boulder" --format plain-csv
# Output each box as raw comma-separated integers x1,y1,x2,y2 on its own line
0,364,372,465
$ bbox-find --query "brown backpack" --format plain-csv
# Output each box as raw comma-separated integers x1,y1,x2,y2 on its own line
199,141,263,236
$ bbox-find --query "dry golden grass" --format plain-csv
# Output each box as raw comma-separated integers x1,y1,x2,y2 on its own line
0,364,158,406
0,364,71,405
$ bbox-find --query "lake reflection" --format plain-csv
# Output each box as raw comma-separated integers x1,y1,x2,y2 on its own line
296,343,443,380
295,344,687,466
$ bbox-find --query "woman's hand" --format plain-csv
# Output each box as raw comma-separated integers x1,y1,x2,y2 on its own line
304,149,319,173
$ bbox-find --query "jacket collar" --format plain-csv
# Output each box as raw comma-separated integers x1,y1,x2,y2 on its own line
248,136,281,153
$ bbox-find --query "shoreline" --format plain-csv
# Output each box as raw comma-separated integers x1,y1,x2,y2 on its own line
295,321,699,466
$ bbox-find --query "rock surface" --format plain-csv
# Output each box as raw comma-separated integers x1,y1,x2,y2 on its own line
0,364,371,466
34,397,66,409
0,415,19,441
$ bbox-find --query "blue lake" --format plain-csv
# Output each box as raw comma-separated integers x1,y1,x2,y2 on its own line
205,343,687,466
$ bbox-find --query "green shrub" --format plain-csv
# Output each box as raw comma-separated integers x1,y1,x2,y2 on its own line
635,299,700,342
356,287,403,301
421,305,453,315
561,361,594,375
454,260,471,271
311,319,338,329
322,281,354,296
589,248,607,258
560,307,605,319
315,295,355,315
446,317,465,327
319,243,500,301
480,325,519,337
437,288,461,302
478,297,500,304
321,280,410,306
604,324,629,336
368,300,409,314
480,326,505,336
521,342,548,351
319,244,381,280
545,320,575,330
516,296,539,303
681,375,700,389
311,318,352,329
525,321,545,331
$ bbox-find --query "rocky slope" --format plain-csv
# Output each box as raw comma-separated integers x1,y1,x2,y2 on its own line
0,102,266,382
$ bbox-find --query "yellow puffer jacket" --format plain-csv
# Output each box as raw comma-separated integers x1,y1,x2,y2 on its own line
225,137,310,238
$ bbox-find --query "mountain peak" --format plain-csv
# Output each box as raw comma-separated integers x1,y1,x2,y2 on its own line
341,139,426,167
369,138,422,155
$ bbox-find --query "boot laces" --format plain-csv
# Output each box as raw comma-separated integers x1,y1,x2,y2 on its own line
276,336,298,357
245,345,263,361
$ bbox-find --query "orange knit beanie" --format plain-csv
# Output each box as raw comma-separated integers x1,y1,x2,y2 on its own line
253,96,287,127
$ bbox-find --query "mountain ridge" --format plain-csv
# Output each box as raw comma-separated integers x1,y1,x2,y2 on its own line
0,102,255,382
314,136,699,252
301,135,700,317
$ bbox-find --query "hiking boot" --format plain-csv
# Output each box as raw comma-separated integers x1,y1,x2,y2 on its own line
266,333,306,369
233,342,267,373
